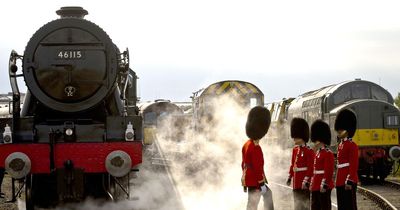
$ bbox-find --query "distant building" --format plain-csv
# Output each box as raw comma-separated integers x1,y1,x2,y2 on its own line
0,92,25,117
0,92,25,106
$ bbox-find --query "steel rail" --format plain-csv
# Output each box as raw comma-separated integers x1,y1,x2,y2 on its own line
357,185,397,210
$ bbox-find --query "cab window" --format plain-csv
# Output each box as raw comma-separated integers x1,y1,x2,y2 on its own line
371,85,389,102
351,83,370,99
333,86,351,105
144,112,157,125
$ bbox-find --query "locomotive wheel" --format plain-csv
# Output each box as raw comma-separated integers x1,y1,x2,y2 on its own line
25,175,34,210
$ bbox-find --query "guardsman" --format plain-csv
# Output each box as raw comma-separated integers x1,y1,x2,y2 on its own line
0,137,4,199
286,118,314,210
241,106,274,210
334,109,358,210
310,120,334,210
0,167,4,198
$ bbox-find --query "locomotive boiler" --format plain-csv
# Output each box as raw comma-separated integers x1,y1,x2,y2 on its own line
0,7,142,209
269,79,400,181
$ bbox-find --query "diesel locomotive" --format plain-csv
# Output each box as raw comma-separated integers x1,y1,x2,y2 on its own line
191,80,264,132
140,99,186,145
269,79,400,181
140,100,190,167
0,7,142,209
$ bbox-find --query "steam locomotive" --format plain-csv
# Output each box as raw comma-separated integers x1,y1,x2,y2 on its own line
269,79,400,181
0,7,142,209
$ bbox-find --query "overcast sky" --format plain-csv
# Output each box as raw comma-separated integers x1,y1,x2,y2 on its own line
1,0,399,103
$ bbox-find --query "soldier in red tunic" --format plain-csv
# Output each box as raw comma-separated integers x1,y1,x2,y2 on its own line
241,106,274,210
286,118,314,210
334,109,358,210
310,120,334,210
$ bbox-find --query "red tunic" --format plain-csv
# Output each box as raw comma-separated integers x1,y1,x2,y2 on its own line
241,139,265,187
336,138,359,186
288,145,315,189
310,146,334,191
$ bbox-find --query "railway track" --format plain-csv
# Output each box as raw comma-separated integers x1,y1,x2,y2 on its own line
358,180,400,210
270,181,338,209
270,180,382,210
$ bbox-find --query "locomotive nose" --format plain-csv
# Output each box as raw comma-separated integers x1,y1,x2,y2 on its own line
5,152,32,179
105,150,132,177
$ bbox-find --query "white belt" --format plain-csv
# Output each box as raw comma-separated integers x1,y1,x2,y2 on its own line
337,163,350,168
294,167,308,172
314,170,325,174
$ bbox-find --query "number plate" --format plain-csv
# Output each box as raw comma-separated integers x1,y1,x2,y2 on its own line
56,50,84,59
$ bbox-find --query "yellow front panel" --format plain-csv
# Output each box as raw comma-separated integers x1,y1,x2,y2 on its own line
245,83,259,94
353,128,399,146
216,82,230,94
233,81,248,95
143,126,157,145
228,88,241,98
205,84,218,95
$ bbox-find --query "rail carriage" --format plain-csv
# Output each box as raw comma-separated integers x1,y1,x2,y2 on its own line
269,79,400,180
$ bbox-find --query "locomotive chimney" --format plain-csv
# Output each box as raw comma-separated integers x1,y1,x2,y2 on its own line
56,6,88,19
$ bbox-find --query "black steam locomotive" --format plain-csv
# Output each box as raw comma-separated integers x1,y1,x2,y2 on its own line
0,7,142,209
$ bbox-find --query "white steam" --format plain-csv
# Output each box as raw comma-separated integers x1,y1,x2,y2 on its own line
49,95,295,210
153,95,294,210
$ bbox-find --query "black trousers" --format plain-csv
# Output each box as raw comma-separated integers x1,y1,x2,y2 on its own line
293,189,310,210
0,168,4,193
247,186,274,210
311,190,331,210
336,184,357,210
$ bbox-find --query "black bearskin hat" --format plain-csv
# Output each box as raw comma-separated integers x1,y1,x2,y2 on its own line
334,109,357,138
246,106,271,140
311,120,331,145
290,118,310,142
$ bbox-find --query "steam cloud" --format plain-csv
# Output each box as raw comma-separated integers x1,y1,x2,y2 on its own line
151,95,294,210
16,96,294,210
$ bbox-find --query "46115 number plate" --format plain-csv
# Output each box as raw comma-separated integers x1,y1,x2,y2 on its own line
57,50,84,59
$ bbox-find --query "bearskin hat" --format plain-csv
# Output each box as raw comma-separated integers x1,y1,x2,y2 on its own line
290,118,310,142
334,109,357,138
245,106,271,140
311,120,331,145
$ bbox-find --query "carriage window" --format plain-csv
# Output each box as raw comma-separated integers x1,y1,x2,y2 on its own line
352,84,370,99
302,111,309,121
371,86,389,102
312,99,318,106
387,115,399,126
272,104,280,121
250,98,257,108
144,112,157,125
333,86,351,105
